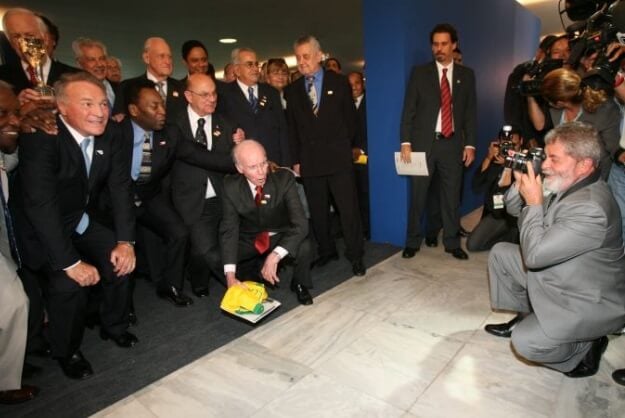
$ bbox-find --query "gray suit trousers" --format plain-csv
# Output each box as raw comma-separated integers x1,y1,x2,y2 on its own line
488,242,591,373
0,253,27,390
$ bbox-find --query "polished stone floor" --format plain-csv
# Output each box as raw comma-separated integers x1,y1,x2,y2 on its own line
93,219,625,417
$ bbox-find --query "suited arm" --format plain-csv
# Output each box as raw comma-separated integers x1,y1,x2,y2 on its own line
285,94,301,166
275,173,308,253
276,93,292,166
399,67,420,143
597,102,621,157
108,126,136,242
19,134,80,270
461,69,478,148
340,77,359,148
220,187,241,267
519,199,607,270
504,184,524,217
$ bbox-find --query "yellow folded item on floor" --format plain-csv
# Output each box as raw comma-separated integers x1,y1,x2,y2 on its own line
220,281,268,315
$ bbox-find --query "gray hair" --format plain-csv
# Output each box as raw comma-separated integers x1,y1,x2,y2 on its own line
231,47,256,64
72,37,108,60
54,72,105,104
2,8,47,38
293,35,322,52
544,121,602,166
108,56,122,68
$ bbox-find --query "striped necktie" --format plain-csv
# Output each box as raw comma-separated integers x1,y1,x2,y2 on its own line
440,68,453,138
138,132,152,183
306,76,318,116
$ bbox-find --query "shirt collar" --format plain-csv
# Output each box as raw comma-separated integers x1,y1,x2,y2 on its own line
60,115,92,145
146,71,166,84
436,60,454,73
131,120,150,144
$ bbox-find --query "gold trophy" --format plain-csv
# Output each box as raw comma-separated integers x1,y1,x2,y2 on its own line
18,36,54,96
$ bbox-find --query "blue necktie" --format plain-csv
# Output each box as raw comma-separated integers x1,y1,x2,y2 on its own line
248,86,258,113
76,138,91,234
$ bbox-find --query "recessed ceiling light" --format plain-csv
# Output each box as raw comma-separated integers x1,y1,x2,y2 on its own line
219,38,237,44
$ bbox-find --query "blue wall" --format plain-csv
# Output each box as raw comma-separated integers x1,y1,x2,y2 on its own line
363,0,540,246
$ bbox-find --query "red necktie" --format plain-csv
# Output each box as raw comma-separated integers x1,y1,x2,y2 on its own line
254,185,270,254
26,65,38,86
440,68,453,138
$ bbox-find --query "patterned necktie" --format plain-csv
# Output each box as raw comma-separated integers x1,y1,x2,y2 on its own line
26,64,38,86
306,76,318,116
195,118,207,145
440,68,453,138
156,81,166,103
138,132,152,183
0,168,21,268
248,86,258,113
253,185,270,254
81,138,92,175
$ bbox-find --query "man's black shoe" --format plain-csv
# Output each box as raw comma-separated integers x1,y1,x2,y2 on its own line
22,362,42,379
425,237,438,247
192,287,209,298
402,247,419,258
565,336,608,378
156,286,194,307
28,342,51,358
313,252,339,268
459,226,470,237
612,368,625,386
484,314,523,338
58,351,93,380
445,248,469,260
291,284,313,305
0,385,39,404
352,259,366,276
100,330,138,348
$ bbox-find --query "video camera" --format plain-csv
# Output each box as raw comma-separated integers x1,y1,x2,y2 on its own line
517,59,565,96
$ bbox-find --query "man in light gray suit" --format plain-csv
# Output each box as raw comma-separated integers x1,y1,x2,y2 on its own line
485,122,625,377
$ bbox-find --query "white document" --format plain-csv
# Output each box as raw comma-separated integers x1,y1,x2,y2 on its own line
394,152,429,176
223,298,282,324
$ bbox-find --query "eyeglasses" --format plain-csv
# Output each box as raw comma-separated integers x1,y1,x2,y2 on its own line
187,90,216,99
239,61,260,69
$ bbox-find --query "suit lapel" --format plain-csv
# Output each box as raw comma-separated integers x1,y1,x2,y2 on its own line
89,131,108,189
57,118,89,186
151,130,167,173
231,82,255,115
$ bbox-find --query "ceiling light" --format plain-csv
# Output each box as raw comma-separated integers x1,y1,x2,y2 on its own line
219,38,237,44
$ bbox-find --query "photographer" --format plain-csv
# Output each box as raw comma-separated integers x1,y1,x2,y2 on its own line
528,68,620,179
466,126,523,252
485,122,625,378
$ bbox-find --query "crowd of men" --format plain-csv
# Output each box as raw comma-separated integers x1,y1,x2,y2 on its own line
1,5,625,408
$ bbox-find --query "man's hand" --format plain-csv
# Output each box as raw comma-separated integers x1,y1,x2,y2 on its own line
232,128,245,144
17,88,55,107
65,261,100,287
226,272,247,288
260,252,281,285
110,243,136,276
352,147,363,162
517,162,543,206
463,147,475,167
20,102,58,135
400,143,412,163
292,163,301,176
487,141,505,164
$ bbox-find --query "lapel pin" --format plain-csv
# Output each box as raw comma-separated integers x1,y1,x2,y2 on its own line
172,91,179,97
96,149,104,155
264,194,271,199
260,200,267,205
327,90,334,95
159,140,166,146
213,130,221,137
456,79,461,84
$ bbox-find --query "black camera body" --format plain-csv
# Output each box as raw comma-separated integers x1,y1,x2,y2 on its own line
505,148,546,175
517,59,564,96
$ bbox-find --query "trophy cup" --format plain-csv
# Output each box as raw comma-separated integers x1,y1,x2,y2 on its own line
18,36,54,97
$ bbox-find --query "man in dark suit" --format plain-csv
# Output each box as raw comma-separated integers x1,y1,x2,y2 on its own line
169,73,240,296
10,72,137,380
220,47,291,166
113,37,185,123
72,37,118,111
0,8,79,98
285,35,365,277
221,140,313,305
399,23,477,260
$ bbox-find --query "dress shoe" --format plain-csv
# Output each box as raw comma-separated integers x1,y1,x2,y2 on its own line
28,343,52,358
425,237,438,247
157,286,194,307
484,314,523,338
313,252,339,268
22,362,42,379
352,259,366,276
192,287,209,298
612,368,625,386
291,283,313,305
445,247,469,260
58,351,93,380
129,310,138,326
402,247,419,258
565,336,608,378
0,385,39,405
100,330,138,348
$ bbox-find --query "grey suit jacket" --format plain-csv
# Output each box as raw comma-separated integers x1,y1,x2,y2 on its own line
505,172,625,340
400,62,477,153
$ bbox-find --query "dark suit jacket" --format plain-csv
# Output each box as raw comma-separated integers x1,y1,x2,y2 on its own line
220,169,308,265
113,73,186,123
354,94,368,152
0,59,80,94
10,117,134,271
284,70,357,177
220,81,291,166
400,62,477,153
168,111,236,225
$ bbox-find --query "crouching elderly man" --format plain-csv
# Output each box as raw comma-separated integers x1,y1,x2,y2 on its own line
485,122,625,378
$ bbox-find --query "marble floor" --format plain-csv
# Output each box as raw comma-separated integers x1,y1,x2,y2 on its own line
93,227,625,417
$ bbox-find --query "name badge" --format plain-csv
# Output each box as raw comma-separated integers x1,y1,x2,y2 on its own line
493,193,505,210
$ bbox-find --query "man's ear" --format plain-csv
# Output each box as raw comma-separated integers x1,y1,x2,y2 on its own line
128,103,139,118
142,51,149,65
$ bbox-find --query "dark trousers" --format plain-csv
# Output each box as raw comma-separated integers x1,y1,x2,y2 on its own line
236,233,313,288
136,191,189,291
354,164,370,239
466,213,519,252
44,221,129,359
406,135,463,250
302,169,364,262
17,266,47,353
188,196,224,289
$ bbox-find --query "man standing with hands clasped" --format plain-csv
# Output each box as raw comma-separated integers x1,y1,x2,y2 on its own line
399,23,477,260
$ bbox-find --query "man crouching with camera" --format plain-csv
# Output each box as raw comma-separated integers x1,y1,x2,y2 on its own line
485,121,625,378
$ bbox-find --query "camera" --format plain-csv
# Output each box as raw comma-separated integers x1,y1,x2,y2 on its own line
517,59,564,96
497,125,516,157
505,148,546,175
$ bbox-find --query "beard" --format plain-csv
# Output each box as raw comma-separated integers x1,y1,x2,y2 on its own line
542,170,573,193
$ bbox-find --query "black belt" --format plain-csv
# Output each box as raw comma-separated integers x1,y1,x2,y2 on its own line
435,132,454,140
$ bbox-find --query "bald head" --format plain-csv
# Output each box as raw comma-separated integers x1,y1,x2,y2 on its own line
142,37,173,80
233,140,269,186
184,73,217,116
